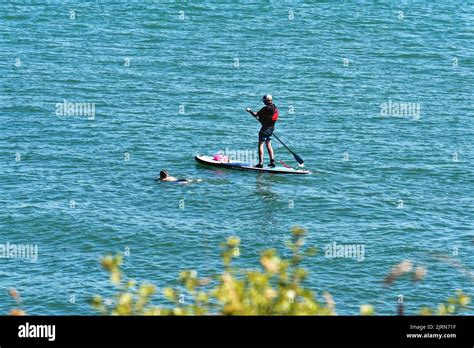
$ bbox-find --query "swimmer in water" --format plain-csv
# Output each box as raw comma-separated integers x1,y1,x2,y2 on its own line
157,170,189,183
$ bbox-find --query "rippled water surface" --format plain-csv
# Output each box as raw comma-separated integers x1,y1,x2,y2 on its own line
0,1,473,315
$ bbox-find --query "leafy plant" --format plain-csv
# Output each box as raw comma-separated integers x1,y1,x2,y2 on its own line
6,227,470,316
419,290,470,315
91,227,471,316
91,227,334,315
7,288,25,316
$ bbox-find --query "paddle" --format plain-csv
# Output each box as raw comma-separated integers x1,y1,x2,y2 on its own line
246,108,305,166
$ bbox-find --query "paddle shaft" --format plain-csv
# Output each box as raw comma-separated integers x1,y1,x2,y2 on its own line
272,133,300,159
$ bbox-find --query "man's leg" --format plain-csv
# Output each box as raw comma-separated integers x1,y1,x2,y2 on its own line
258,140,265,166
266,140,275,164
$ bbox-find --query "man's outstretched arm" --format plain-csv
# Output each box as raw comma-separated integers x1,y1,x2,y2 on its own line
246,107,259,119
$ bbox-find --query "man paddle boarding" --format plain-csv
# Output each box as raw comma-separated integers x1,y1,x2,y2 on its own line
246,95,279,168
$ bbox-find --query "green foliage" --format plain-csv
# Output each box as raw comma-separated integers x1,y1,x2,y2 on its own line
92,227,334,315
87,227,469,316
91,254,159,315
419,290,471,315
5,227,470,316
7,288,25,316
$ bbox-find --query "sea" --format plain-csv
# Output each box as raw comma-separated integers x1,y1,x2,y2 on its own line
0,1,473,315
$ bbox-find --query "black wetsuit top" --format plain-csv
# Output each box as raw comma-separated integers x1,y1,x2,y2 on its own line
257,104,278,129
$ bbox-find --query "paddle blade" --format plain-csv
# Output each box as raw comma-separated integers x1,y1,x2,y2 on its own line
293,153,304,166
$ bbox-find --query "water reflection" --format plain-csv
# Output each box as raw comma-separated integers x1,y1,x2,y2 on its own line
253,174,280,240
255,173,278,202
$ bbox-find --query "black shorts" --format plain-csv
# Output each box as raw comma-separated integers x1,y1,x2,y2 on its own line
259,127,274,141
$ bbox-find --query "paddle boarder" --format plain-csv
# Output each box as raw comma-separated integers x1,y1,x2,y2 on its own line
157,170,189,183
246,95,279,168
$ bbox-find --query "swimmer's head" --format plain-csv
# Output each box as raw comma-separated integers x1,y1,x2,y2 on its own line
159,170,169,179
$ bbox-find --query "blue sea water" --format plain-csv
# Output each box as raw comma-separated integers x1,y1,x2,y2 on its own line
0,1,473,315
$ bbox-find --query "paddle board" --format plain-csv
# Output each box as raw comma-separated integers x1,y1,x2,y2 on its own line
195,155,311,175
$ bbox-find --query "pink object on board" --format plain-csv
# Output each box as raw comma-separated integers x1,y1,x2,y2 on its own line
213,154,228,162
